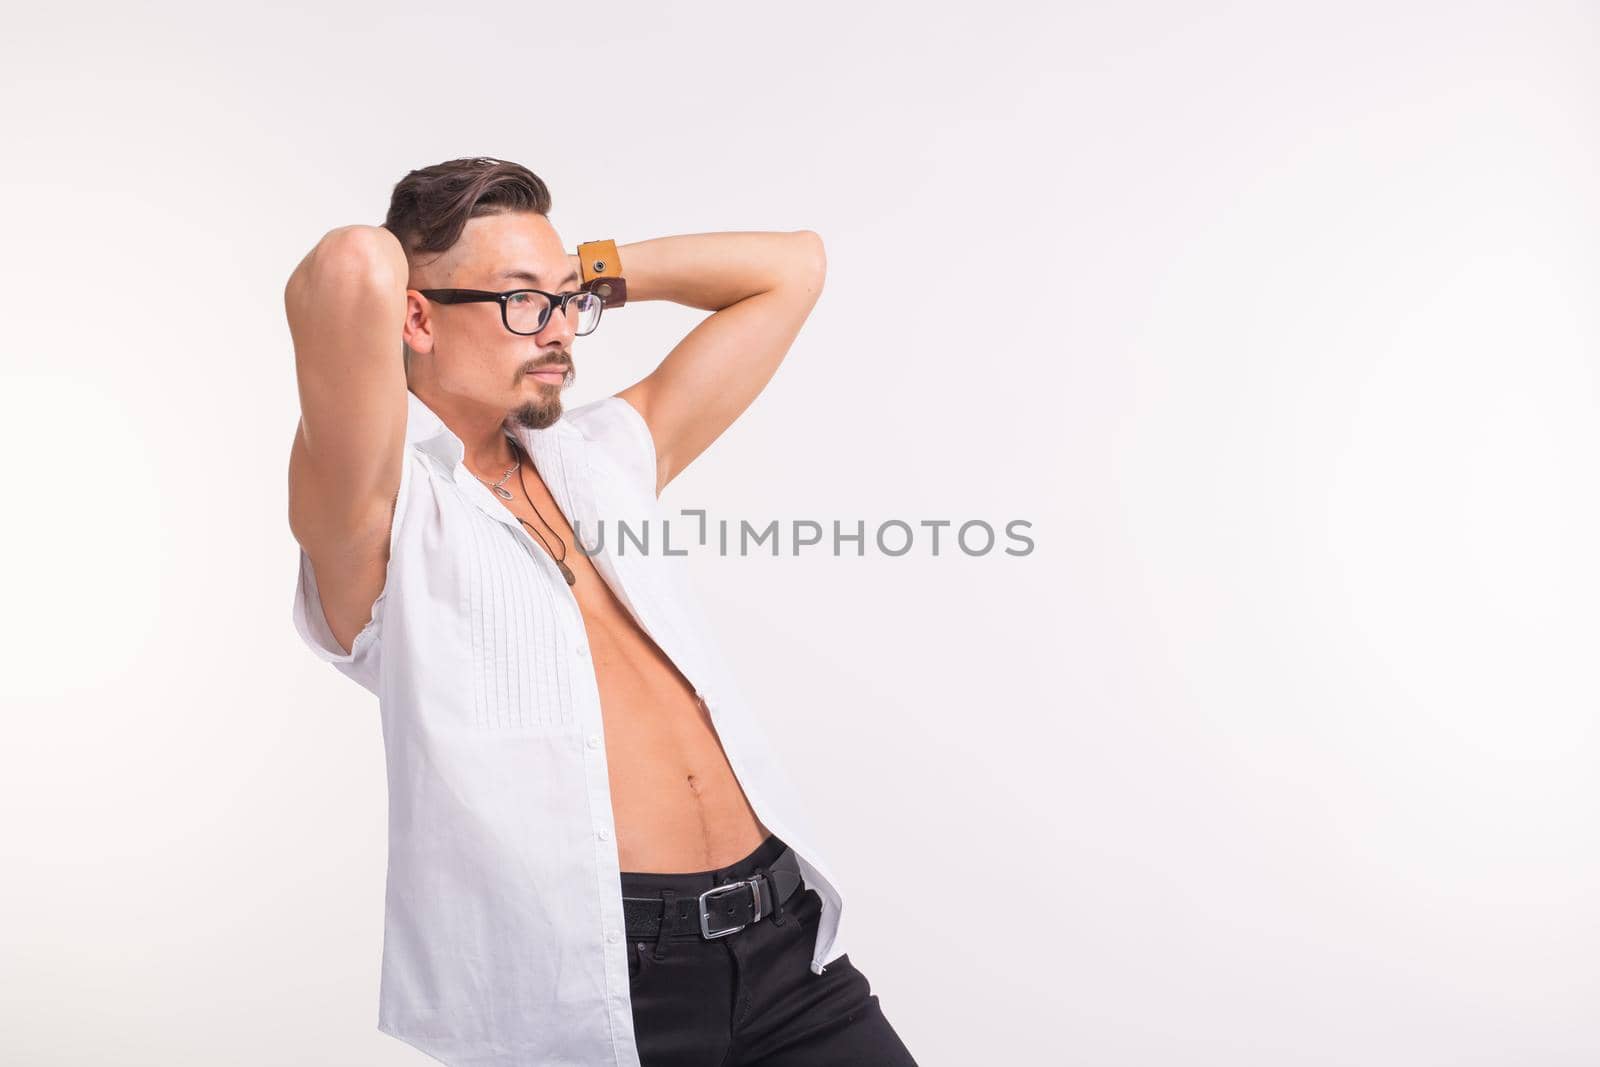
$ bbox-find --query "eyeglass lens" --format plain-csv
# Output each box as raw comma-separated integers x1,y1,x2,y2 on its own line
505,291,603,336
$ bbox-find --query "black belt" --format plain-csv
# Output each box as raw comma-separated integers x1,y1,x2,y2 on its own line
622,845,805,940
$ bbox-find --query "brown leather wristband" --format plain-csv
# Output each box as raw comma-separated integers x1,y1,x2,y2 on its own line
576,239,627,309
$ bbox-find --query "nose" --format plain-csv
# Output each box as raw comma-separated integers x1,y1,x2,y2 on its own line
533,302,577,348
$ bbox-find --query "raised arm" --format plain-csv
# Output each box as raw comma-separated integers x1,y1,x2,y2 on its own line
607,230,826,495
284,224,411,655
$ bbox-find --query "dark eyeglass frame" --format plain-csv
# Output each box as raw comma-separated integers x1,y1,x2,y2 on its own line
416,287,604,336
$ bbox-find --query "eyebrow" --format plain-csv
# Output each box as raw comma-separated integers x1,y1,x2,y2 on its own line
496,267,582,288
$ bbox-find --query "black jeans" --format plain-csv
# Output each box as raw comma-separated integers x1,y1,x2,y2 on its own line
620,832,919,1066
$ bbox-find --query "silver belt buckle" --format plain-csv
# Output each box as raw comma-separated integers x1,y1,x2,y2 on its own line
698,876,764,939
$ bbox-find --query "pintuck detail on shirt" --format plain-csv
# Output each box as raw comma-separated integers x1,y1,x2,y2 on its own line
461,501,580,733
290,388,848,1067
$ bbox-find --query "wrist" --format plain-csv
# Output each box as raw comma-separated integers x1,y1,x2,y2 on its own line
575,238,627,309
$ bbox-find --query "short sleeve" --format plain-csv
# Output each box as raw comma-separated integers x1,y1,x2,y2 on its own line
290,448,415,696
566,394,659,500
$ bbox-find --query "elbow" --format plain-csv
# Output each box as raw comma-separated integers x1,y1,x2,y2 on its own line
286,225,409,315
794,229,827,281
784,230,827,301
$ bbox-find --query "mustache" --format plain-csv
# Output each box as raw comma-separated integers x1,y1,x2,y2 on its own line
523,357,572,374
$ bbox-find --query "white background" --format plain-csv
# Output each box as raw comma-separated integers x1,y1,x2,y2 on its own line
2,2,1596,1064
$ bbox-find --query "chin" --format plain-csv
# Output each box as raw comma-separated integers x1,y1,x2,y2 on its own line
510,397,564,431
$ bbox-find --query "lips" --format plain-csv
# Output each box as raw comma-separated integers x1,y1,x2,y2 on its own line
527,365,568,381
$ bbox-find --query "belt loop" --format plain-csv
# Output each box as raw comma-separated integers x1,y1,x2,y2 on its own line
763,867,786,926
653,888,675,960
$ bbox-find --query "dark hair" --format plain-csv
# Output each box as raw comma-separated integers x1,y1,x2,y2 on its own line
382,156,552,258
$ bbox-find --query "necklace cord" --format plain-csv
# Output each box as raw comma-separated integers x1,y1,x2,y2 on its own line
510,441,568,565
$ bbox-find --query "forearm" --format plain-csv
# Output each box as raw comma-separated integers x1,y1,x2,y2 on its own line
571,230,823,312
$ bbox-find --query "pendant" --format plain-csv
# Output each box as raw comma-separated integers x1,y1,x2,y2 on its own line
558,560,576,585
493,485,514,500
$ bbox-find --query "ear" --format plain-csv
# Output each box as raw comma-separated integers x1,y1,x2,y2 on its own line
402,289,437,355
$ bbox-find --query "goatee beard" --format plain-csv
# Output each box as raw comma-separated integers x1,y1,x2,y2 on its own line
511,359,572,430
510,396,563,430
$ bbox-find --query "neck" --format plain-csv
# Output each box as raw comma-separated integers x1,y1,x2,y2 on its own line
465,428,520,479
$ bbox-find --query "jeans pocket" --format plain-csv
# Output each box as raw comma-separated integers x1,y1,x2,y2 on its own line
792,886,824,928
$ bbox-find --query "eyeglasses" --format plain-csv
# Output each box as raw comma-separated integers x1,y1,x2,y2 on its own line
416,287,605,336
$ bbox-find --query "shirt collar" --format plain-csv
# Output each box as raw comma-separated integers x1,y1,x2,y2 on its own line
406,388,571,473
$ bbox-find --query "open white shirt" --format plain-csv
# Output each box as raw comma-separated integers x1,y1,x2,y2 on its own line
291,389,847,1067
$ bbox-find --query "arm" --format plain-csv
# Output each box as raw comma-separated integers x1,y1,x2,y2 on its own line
285,224,411,654
598,230,827,495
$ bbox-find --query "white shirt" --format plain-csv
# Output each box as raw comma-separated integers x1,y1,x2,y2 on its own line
291,388,848,1067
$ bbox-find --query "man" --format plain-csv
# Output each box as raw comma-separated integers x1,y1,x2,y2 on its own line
285,157,918,1066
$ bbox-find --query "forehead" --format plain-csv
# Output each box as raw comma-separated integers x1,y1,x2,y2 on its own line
443,212,571,284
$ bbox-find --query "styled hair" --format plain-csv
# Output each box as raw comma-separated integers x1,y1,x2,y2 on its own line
382,157,553,378
383,156,552,256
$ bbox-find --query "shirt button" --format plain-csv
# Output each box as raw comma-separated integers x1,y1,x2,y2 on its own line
576,644,590,659
606,931,620,944
586,735,601,749
597,828,610,841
